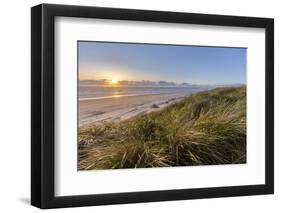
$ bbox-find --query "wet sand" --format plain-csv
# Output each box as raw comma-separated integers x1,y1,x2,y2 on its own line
79,93,185,127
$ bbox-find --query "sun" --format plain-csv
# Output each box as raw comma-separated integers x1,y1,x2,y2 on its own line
110,78,119,85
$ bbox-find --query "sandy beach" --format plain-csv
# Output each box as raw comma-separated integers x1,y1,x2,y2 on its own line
79,93,186,127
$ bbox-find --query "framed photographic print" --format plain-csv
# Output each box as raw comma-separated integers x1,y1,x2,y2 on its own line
31,3,274,209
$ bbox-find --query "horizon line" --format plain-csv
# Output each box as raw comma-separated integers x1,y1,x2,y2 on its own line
79,79,246,86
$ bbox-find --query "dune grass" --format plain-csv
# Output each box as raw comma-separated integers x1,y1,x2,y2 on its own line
78,86,246,170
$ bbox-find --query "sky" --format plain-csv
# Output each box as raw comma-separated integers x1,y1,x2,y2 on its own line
78,41,246,85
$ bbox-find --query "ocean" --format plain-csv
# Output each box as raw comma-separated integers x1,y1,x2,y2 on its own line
79,86,208,101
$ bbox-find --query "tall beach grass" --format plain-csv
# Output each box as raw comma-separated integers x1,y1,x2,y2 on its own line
78,86,246,170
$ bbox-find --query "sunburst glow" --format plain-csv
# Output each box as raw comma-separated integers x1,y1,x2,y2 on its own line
110,78,119,85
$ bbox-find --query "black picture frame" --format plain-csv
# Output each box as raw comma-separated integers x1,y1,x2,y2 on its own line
31,3,274,209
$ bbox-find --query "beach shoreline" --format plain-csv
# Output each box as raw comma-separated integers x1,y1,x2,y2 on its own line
79,93,187,127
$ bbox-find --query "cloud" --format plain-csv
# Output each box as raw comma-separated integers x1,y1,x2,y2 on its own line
79,79,192,87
